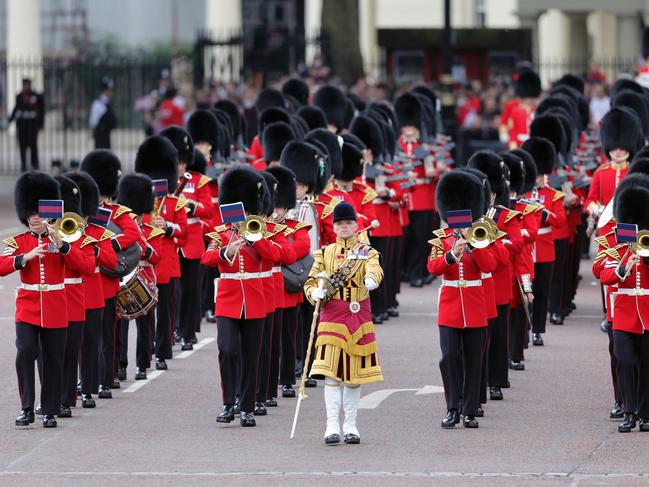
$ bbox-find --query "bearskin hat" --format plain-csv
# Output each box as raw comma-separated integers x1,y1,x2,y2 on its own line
554,74,585,95
134,135,179,190
412,92,436,140
612,89,649,138
160,125,194,166
313,85,347,130
188,148,207,175
187,109,219,147
63,171,100,217
521,137,556,175
500,152,525,195
305,139,332,195
541,108,575,155
510,149,537,194
457,167,492,214
629,157,649,177
262,122,295,165
369,101,399,133
643,27,649,59
258,106,291,135
636,145,649,161
411,85,437,106
600,106,645,161
551,85,590,130
467,150,507,197
614,173,649,230
55,175,81,215
290,115,308,138
347,93,367,112
536,95,579,128
260,171,278,216
341,132,366,151
116,173,154,215
280,141,324,194
266,166,296,210
282,78,309,106
80,149,122,198
337,142,364,182
305,128,343,179
297,105,327,131
350,115,384,162
15,171,61,225
219,165,265,215
395,93,422,131
255,88,286,114
436,171,485,224
343,99,356,130
611,78,644,98
214,99,243,142
530,114,567,157
211,108,233,142
515,70,541,98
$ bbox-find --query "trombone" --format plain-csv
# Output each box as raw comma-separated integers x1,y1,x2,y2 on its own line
48,212,86,243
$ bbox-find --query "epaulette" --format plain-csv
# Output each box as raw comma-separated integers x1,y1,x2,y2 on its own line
321,196,341,219
175,198,189,211
523,203,541,215
496,230,509,240
129,212,137,219
265,223,287,238
428,237,445,257
433,229,448,238
99,229,116,241
552,190,565,202
113,205,132,219
205,232,222,246
145,224,165,240
594,231,614,250
504,209,522,222
80,235,98,248
2,236,18,249
198,175,212,189
594,249,608,263
603,245,624,262
360,184,378,206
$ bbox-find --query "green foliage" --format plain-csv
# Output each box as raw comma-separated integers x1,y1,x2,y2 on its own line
321,0,364,84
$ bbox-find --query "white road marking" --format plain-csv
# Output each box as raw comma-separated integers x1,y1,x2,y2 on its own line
122,370,164,393
359,385,443,409
175,337,215,359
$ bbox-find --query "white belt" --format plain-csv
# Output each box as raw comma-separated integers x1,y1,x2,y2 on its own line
187,217,200,224
20,282,65,292
272,266,282,273
538,226,552,235
616,288,649,296
139,261,153,268
372,198,387,205
219,271,273,280
481,273,492,279
414,178,432,185
64,277,83,285
442,279,482,288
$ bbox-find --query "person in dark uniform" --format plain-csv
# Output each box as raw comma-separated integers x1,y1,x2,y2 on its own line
89,77,116,149
8,78,44,172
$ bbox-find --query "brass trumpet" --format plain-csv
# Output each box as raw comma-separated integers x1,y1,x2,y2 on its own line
49,212,85,243
634,230,649,257
466,219,497,249
239,215,266,242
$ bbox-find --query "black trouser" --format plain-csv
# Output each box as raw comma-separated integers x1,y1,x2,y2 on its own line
61,321,84,407
280,305,298,385
488,304,510,387
606,324,623,404
99,297,117,387
217,316,264,413
298,300,316,371
256,312,275,402
549,238,568,316
509,304,527,363
179,257,201,341
614,330,649,416
113,313,123,378
393,235,404,301
15,323,66,415
480,318,494,405
369,236,389,316
439,325,486,416
405,210,434,281
155,283,173,360
120,311,155,369
268,309,283,398
80,308,103,395
202,266,219,316
532,262,553,334
17,125,39,171
170,278,180,344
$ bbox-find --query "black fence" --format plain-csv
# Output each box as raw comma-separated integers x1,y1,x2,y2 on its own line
0,57,171,174
533,58,638,84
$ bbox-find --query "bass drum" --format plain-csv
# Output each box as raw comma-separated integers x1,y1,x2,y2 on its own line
116,267,158,319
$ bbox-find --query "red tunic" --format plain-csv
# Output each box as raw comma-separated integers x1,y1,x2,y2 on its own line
313,193,340,247
367,165,404,238
0,232,87,328
427,229,498,328
100,203,140,299
592,229,618,323
584,162,628,215
83,224,117,310
525,186,566,263
493,207,523,306
202,224,282,320
268,223,296,311
179,172,214,260
64,235,99,322
399,137,436,211
138,223,164,283
282,220,311,308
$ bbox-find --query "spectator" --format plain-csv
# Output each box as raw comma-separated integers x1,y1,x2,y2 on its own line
89,77,116,149
8,78,44,171
589,80,610,125
157,87,185,131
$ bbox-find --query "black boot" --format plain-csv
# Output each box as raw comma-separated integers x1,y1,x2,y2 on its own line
609,402,624,419
205,310,217,323
441,410,460,428
240,411,256,427
618,413,637,433
372,314,383,325
489,387,503,401
98,385,112,399
181,341,193,351
253,402,267,416
532,333,544,346
387,306,399,317
549,312,564,325
58,406,72,418
81,394,96,408
15,408,35,427
233,396,241,415
110,378,121,389
639,418,649,432
463,415,479,428
265,398,278,407
117,367,127,381
135,368,147,380
305,377,317,388
510,360,525,371
324,433,341,444
43,415,58,428
216,405,235,423
155,359,167,370
282,385,296,398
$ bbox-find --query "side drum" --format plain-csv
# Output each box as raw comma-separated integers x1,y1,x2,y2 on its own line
116,268,158,319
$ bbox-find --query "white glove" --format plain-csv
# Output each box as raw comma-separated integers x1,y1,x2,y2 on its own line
364,277,378,291
499,132,510,144
311,287,326,301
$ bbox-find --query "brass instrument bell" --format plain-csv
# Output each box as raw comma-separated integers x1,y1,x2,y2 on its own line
239,215,267,242
51,212,85,243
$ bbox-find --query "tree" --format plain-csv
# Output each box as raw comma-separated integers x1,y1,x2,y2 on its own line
321,0,364,84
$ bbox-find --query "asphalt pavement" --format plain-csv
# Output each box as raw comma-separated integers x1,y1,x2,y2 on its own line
0,199,647,485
